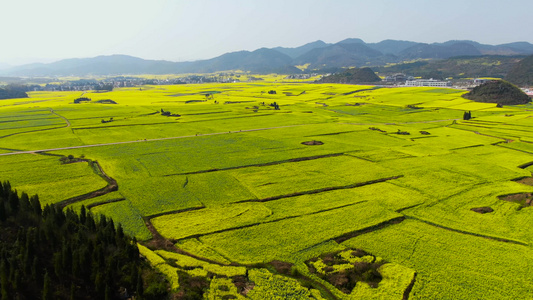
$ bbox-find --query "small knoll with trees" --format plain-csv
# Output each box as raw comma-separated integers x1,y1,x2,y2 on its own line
318,67,381,84
462,80,531,105
506,54,533,86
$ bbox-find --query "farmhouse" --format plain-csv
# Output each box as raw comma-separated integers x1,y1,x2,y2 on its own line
405,78,452,87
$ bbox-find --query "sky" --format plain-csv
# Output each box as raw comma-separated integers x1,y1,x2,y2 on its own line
1,0,532,65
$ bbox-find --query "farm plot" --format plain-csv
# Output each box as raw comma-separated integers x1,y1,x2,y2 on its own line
229,155,399,199
196,201,403,264
343,219,533,300
0,154,108,205
0,127,84,150
152,182,426,241
91,199,153,240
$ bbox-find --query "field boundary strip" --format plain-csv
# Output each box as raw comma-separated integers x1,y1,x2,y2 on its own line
406,217,528,246
55,160,118,209
49,108,71,127
145,206,206,220
168,200,371,241
0,124,312,156
71,121,177,130
86,198,127,210
234,175,404,204
334,216,406,243
167,153,346,176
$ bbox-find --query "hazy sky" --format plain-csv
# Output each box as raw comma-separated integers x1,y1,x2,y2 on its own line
2,0,532,65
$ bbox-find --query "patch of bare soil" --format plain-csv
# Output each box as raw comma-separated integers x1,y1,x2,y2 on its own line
144,218,177,252
301,140,324,145
499,193,533,208
515,177,533,186
271,260,294,275
470,207,494,214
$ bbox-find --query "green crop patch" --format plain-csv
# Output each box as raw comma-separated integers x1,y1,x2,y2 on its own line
343,219,533,299
198,202,402,264
91,199,153,241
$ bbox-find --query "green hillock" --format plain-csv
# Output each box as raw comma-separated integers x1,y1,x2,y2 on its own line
318,67,381,84
506,55,533,86
462,80,531,105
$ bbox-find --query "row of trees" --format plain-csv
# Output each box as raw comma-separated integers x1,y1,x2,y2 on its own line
0,181,169,299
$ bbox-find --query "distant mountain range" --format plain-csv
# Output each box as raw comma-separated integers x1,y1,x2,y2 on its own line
2,39,533,76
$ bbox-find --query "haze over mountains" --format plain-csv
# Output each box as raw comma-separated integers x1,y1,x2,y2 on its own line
2,38,533,76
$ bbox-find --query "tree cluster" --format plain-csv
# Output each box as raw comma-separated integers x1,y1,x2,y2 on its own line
0,181,168,300
317,67,381,84
160,109,180,117
269,102,280,110
506,54,533,87
0,85,28,100
463,111,472,120
73,97,91,104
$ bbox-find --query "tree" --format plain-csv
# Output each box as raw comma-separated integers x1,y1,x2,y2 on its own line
42,270,52,300
0,203,5,223
8,192,19,215
30,195,41,216
1,261,8,300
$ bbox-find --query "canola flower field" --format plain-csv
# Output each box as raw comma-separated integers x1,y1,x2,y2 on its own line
1,79,533,299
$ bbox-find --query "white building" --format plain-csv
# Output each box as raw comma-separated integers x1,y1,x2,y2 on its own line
405,79,452,87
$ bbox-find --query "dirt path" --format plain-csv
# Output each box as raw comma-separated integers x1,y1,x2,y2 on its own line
341,118,460,126
49,108,71,127
55,159,118,209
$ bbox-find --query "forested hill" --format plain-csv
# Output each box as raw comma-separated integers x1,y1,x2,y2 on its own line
506,54,533,86
462,80,531,105
0,181,168,300
317,67,381,84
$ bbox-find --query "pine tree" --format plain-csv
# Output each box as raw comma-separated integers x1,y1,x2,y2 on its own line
29,195,41,216
136,272,144,297
8,192,19,215
18,192,30,213
0,203,6,223
79,205,87,225
70,283,76,300
1,261,8,300
42,270,52,300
